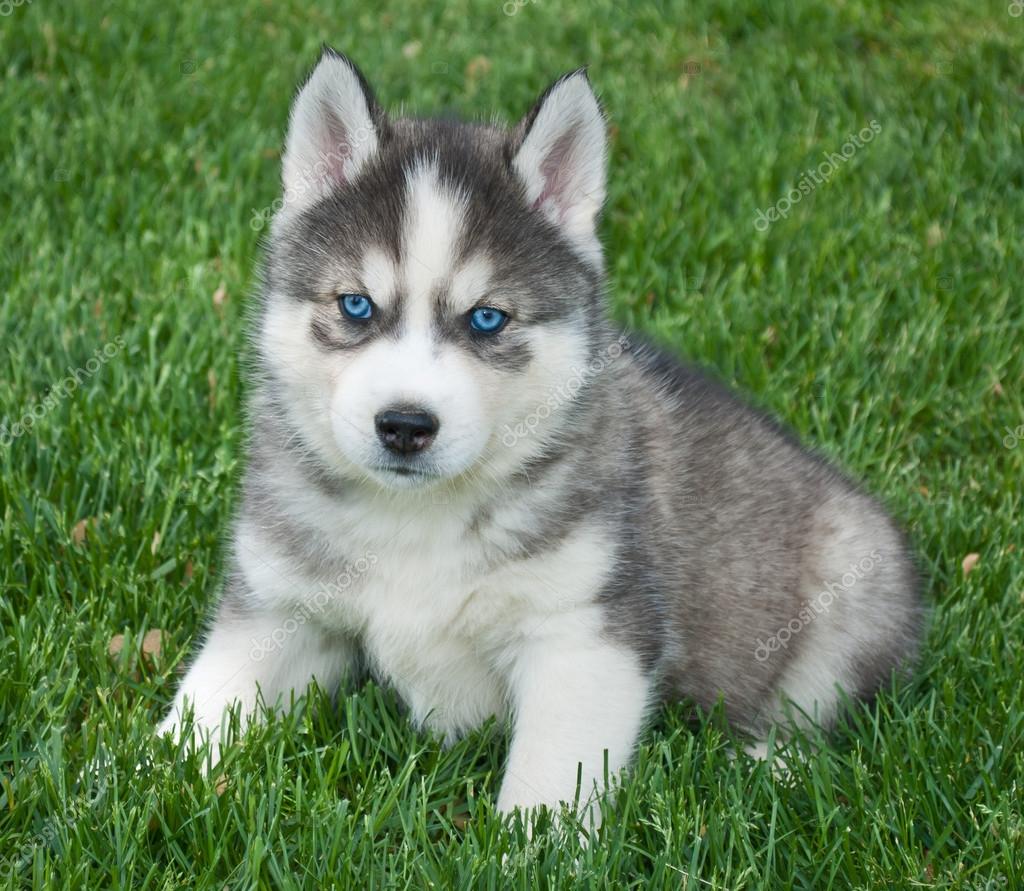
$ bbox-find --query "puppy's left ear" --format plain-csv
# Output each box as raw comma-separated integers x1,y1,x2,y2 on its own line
511,70,607,266
280,48,387,214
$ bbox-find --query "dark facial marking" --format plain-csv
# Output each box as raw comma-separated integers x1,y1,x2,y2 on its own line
309,295,403,352
431,295,533,373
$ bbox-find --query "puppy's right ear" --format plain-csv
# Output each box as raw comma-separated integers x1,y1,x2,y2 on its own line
280,48,386,213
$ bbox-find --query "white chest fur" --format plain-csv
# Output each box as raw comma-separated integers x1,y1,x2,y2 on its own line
235,476,615,740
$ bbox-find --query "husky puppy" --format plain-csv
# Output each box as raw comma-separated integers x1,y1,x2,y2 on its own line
160,48,924,821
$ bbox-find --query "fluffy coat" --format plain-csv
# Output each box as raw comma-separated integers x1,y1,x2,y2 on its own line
160,49,925,822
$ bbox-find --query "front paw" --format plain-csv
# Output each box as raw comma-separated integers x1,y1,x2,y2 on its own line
156,711,180,740
496,778,603,836
156,708,226,773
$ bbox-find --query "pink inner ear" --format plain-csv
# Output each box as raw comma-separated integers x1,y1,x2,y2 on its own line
318,103,354,187
324,142,348,186
532,130,580,224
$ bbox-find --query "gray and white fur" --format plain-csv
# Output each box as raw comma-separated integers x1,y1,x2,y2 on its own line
160,49,924,822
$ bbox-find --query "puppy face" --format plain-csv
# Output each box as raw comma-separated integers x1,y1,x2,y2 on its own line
257,51,608,491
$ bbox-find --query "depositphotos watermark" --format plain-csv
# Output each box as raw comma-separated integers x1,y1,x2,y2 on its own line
1,336,127,447
250,136,373,232
500,335,630,447
249,553,378,660
1002,424,1024,449
503,0,539,15
754,120,881,231
1,767,107,878
754,549,883,662
0,0,31,16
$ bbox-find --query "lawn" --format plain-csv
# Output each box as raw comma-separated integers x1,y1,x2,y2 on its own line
1,0,1022,887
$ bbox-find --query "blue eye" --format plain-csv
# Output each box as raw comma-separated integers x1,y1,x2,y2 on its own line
469,306,508,334
339,293,373,320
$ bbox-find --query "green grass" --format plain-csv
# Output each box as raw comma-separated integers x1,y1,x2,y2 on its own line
1,0,1022,887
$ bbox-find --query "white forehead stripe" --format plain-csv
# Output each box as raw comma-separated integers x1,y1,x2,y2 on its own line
360,247,397,306
403,162,465,320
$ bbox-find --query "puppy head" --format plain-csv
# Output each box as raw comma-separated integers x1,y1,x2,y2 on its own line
258,49,610,492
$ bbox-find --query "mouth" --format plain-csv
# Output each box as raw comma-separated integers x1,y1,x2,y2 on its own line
370,460,443,486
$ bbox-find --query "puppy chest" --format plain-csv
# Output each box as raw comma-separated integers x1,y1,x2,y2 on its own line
352,564,512,728
354,562,499,662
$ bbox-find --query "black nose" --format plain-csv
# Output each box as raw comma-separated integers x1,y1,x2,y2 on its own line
375,409,440,455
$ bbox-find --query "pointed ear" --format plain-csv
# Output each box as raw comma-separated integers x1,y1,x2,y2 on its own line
280,48,385,213
511,70,607,265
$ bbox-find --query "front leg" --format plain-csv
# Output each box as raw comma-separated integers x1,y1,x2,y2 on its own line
496,615,653,828
158,603,354,757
